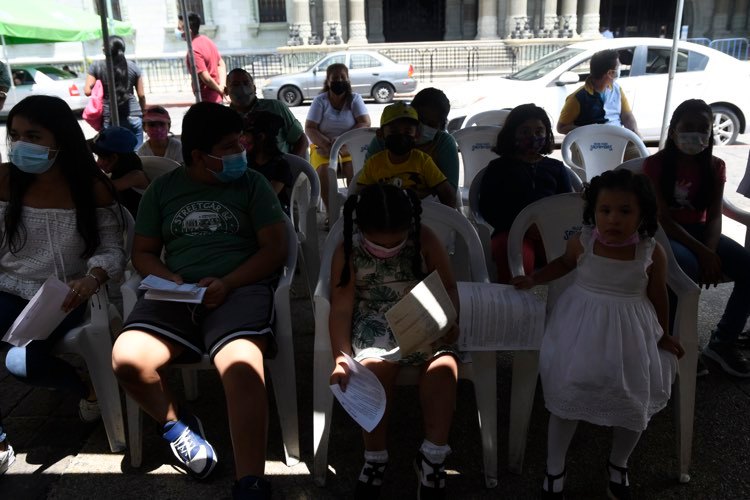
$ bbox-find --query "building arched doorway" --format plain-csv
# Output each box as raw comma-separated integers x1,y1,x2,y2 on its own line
382,0,446,42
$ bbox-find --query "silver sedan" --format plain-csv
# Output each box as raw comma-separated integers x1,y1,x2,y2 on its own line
0,65,89,118
259,50,418,107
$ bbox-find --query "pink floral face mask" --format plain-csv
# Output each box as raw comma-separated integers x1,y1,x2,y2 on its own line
592,227,640,247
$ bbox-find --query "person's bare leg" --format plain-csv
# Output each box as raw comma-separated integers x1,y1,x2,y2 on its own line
112,330,182,424
419,354,458,445
317,164,331,210
359,359,401,451
213,337,268,479
342,161,354,185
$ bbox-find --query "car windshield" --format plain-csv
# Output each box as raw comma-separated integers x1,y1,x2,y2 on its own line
35,66,75,80
507,47,585,81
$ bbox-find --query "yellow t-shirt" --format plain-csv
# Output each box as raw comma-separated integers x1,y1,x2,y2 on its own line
358,149,447,192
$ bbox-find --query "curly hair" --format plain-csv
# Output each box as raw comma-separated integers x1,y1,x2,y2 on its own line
337,184,423,287
582,169,658,237
492,103,554,157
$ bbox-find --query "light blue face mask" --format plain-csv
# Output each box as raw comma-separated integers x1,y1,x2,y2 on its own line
10,141,57,174
206,150,247,183
174,28,186,41
417,124,439,145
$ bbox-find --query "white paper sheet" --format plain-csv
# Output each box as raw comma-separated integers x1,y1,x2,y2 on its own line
384,270,457,357
139,274,206,303
457,282,545,351
329,352,386,433
2,276,72,347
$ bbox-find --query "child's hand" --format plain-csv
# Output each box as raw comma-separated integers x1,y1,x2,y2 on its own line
330,355,351,391
199,277,229,309
697,249,722,288
658,333,685,359
511,275,535,290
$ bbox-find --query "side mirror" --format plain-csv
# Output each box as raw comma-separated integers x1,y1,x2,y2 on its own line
556,71,580,86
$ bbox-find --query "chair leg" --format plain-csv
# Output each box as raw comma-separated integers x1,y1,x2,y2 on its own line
312,348,335,486
78,330,126,452
266,332,301,467
508,350,539,474
471,351,499,488
675,330,698,482
126,394,144,467
182,368,199,401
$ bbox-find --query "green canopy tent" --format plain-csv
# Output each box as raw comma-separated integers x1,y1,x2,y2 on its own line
0,0,133,123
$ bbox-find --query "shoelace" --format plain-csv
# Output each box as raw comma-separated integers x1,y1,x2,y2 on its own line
361,461,387,485
174,427,199,460
420,457,447,488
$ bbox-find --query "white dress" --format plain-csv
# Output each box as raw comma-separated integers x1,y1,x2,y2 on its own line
540,227,677,431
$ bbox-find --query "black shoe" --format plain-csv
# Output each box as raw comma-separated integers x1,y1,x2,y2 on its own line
354,460,387,500
737,330,750,348
541,468,565,499
606,461,631,500
702,342,750,378
414,451,447,500
232,475,272,500
696,356,709,378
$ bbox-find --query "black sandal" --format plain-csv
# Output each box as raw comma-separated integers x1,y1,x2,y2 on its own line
541,468,566,499
606,461,631,500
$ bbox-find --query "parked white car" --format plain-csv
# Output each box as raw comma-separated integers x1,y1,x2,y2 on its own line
0,65,88,118
446,38,750,145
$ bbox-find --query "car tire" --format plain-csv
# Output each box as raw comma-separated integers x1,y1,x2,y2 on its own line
371,82,395,104
711,105,740,145
279,85,303,107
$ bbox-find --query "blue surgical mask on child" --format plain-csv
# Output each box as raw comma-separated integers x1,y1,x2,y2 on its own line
206,150,248,182
362,236,408,259
9,141,58,174
416,124,439,145
516,135,546,153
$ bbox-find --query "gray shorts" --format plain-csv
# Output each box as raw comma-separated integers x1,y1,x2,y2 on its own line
122,281,277,362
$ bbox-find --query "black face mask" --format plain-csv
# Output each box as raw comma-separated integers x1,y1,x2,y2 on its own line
329,81,350,96
385,134,415,155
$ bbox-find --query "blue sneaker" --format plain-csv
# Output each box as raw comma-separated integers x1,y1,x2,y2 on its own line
162,414,217,479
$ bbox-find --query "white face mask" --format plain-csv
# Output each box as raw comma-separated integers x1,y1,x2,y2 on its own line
416,124,439,146
174,28,186,41
675,132,710,156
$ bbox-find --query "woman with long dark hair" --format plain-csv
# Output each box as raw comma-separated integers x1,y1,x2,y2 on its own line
85,36,146,148
0,95,125,422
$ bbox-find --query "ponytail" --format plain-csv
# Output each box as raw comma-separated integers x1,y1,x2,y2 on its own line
404,189,424,280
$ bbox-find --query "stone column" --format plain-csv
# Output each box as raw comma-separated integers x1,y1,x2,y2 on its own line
506,0,530,39
580,0,601,37
732,0,749,34
288,0,312,46
445,0,463,40
323,0,343,44
543,0,558,37
476,0,499,39
558,0,578,37
347,0,368,44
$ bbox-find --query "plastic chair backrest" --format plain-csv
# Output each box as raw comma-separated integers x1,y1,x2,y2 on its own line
452,126,500,188
463,109,511,128
140,155,181,181
561,124,649,180
328,127,378,176
285,154,320,243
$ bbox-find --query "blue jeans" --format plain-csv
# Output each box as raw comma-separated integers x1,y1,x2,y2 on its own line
1,291,88,398
669,223,750,344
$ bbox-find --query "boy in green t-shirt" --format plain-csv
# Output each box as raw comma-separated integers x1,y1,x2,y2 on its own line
112,102,286,499
357,102,456,208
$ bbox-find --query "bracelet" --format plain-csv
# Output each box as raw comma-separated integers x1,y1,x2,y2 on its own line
85,272,102,292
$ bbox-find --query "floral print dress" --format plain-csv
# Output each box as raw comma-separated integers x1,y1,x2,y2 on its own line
351,232,459,365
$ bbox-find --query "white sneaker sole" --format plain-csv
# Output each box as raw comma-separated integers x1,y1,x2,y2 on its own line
703,347,750,378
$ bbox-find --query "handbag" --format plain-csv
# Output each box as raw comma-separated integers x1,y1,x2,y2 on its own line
82,79,104,131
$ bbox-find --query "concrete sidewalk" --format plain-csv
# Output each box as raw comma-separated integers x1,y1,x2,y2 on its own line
1,145,750,499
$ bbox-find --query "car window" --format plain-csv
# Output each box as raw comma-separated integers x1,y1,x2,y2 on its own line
316,55,346,73
507,47,585,81
350,54,381,70
645,48,707,74
12,70,35,86
36,66,75,81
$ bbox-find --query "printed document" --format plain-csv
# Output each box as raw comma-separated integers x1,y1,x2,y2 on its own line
384,270,457,357
2,276,72,347
457,282,545,350
330,353,386,432
139,274,206,304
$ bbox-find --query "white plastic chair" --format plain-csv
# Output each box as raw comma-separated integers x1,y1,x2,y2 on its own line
326,127,378,227
139,155,181,180
507,192,700,482
561,124,649,181
285,154,321,299
312,202,498,488
462,109,511,128
51,207,134,453
452,126,501,208
122,216,301,468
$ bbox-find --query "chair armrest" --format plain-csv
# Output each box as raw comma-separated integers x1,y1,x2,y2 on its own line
722,198,750,227
121,272,143,319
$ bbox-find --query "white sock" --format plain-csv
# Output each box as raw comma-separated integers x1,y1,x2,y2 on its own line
544,414,578,493
418,440,451,487
359,450,388,485
419,439,451,464
608,427,641,486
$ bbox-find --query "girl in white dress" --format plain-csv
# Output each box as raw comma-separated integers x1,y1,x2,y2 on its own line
513,170,684,499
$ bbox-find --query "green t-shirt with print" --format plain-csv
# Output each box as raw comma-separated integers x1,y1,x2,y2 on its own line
135,166,285,283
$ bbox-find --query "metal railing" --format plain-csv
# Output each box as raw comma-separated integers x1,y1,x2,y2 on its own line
709,38,749,60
